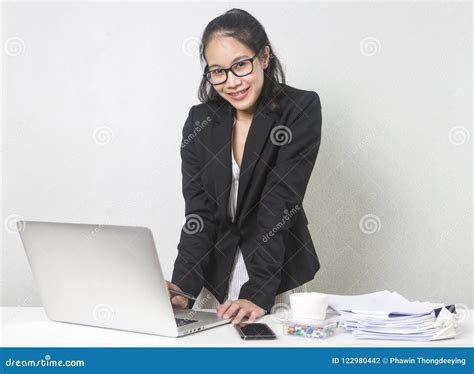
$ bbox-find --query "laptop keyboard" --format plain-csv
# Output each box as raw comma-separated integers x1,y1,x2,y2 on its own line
175,318,198,327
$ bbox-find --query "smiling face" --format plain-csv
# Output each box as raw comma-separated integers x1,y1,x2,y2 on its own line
204,35,270,115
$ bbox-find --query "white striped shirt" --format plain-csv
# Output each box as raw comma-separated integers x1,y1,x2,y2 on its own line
225,137,249,301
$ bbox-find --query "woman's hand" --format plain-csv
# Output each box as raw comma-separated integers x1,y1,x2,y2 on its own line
165,280,189,309
216,299,266,324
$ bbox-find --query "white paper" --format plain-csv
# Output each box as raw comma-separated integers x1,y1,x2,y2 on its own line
327,291,456,342
328,290,445,317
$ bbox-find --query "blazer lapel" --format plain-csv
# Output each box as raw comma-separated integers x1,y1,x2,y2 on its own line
210,103,233,226
235,106,276,222
210,95,277,226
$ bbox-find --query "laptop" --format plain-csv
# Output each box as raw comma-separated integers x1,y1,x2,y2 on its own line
16,220,231,337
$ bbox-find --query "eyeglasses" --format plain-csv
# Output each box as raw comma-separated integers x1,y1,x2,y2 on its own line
203,52,259,86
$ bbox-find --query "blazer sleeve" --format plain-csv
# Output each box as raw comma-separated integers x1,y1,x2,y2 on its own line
238,91,322,313
171,105,217,308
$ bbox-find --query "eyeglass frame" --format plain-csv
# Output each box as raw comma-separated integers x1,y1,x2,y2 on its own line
203,51,261,86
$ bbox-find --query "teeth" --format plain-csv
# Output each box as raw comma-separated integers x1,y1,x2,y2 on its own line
231,88,248,96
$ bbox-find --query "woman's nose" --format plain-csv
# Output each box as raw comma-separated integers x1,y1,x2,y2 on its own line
226,71,242,88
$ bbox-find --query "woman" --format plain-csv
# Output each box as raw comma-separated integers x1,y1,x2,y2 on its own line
167,8,323,325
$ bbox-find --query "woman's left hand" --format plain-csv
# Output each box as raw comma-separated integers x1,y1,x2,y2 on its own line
216,299,266,324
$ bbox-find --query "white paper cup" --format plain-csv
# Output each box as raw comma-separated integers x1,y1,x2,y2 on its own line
290,292,329,324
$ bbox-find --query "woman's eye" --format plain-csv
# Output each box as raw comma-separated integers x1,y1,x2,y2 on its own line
211,69,224,75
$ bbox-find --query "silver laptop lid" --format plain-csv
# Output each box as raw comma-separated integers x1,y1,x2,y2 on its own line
17,220,179,337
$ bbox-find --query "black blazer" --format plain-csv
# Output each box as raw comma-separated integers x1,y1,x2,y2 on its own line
172,83,323,313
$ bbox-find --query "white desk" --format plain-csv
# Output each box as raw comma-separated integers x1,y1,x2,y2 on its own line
1,307,472,347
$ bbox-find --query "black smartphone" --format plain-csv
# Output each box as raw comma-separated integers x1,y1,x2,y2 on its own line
234,323,277,340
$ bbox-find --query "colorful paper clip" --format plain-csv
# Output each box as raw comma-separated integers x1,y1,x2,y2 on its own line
283,320,339,339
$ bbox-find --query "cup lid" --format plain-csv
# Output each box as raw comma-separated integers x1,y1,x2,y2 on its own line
290,316,327,326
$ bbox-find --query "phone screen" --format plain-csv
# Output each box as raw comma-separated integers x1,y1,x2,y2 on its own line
236,323,277,340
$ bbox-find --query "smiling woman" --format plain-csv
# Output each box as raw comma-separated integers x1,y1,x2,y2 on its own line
198,9,286,122
167,8,323,326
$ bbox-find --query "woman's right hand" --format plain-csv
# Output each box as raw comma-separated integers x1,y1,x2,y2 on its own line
165,280,189,309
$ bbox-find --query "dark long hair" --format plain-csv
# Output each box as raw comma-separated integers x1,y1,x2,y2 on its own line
198,8,286,114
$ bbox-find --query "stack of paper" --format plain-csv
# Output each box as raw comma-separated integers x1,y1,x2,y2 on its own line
327,290,458,341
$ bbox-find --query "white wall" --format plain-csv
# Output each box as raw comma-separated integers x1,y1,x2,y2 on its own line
1,1,472,309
